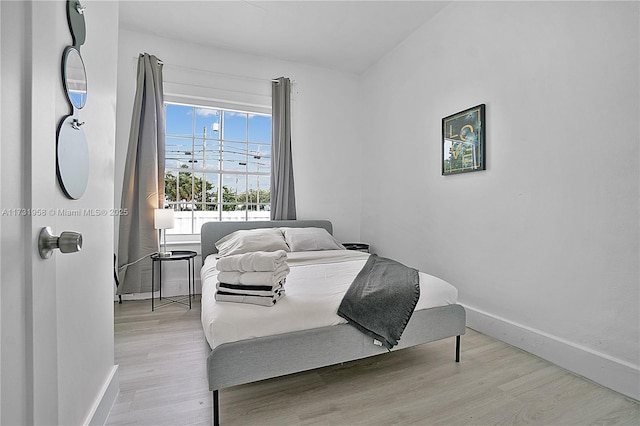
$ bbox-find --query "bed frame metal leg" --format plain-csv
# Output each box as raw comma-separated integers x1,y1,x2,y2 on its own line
213,390,219,426
455,335,461,362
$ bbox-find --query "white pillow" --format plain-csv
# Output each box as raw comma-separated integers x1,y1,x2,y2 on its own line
280,227,345,252
215,228,290,257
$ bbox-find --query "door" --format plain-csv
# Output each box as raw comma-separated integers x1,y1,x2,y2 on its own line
1,2,62,423
1,1,118,424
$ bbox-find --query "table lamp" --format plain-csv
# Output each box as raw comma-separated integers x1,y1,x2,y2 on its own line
154,208,174,257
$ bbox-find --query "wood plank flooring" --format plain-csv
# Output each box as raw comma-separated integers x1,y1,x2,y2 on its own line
107,298,639,425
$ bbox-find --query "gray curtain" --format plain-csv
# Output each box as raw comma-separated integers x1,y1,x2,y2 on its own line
117,53,165,294
270,77,297,220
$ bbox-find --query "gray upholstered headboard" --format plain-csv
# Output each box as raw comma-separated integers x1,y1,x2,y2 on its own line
200,220,334,260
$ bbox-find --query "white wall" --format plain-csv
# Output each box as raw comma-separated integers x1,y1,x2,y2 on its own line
360,1,639,399
1,1,119,424
115,29,363,296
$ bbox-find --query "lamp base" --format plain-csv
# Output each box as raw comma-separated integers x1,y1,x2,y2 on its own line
158,251,172,258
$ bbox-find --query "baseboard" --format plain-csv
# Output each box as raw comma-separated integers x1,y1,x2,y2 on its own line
83,365,119,426
462,304,639,401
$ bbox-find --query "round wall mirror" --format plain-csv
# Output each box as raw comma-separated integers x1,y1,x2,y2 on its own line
57,115,89,200
63,46,87,110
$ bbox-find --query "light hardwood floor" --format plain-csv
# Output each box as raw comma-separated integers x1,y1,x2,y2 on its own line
107,298,639,425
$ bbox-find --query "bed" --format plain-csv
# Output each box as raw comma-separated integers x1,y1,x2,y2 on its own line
200,220,466,425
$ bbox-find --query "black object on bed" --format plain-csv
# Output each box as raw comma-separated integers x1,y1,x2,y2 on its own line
338,254,420,349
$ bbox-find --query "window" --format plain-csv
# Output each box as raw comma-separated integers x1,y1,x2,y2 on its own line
164,102,271,234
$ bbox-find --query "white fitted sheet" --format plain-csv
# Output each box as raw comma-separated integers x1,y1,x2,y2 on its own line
201,250,458,350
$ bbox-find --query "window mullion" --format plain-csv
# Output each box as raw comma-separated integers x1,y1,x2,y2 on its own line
245,114,249,220
218,112,224,221
191,106,196,233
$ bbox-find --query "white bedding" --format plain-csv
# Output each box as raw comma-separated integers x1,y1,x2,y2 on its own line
201,250,458,350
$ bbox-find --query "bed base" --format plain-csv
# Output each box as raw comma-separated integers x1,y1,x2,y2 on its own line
207,304,466,425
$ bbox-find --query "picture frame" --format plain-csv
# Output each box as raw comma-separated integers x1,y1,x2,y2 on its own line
442,104,486,175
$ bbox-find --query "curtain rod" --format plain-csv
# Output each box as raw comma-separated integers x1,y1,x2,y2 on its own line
133,56,281,83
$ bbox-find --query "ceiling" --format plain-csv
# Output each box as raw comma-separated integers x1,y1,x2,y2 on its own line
118,1,450,74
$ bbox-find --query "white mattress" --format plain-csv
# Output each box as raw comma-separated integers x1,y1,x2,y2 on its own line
201,250,458,350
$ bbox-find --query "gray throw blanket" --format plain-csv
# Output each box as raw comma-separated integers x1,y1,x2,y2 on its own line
337,255,420,349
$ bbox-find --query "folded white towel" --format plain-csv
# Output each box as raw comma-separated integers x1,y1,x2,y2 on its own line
217,265,290,286
216,281,284,297
215,289,285,307
216,250,288,272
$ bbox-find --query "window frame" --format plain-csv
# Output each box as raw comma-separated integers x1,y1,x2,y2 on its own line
164,96,272,235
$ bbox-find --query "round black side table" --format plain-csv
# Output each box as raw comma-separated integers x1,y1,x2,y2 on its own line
150,250,197,311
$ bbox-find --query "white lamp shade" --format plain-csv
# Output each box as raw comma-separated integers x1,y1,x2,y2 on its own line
154,208,175,230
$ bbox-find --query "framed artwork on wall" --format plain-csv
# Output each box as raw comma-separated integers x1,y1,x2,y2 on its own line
442,104,486,175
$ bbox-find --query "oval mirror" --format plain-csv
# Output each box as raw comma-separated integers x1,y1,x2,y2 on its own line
63,47,87,110
57,115,89,200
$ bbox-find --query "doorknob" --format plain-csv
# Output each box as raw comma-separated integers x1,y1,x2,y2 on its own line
38,227,83,259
